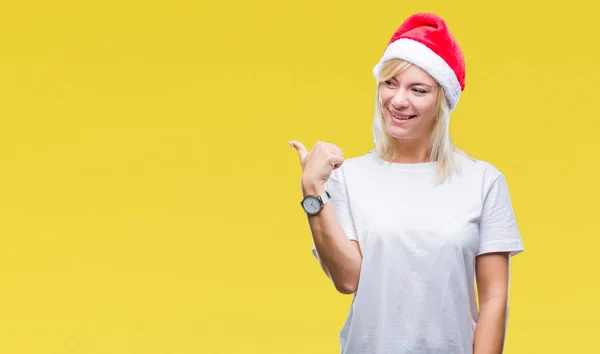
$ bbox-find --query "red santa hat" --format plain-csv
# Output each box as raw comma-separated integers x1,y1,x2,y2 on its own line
372,13,466,111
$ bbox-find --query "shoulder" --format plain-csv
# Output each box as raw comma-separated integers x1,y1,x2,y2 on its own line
337,149,377,171
329,149,376,184
452,151,513,197
455,150,504,182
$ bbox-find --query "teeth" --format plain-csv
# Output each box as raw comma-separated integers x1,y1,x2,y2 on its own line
391,111,414,120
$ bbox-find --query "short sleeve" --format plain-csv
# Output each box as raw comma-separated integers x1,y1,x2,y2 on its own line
477,174,524,257
310,167,358,260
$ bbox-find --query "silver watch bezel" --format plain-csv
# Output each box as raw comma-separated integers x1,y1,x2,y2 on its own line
300,191,331,215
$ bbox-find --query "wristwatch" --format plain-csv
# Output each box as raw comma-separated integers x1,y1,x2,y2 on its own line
300,191,331,215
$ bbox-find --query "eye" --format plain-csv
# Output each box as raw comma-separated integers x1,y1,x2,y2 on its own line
412,88,428,94
383,80,396,87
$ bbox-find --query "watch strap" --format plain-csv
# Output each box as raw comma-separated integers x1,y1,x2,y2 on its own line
320,191,331,205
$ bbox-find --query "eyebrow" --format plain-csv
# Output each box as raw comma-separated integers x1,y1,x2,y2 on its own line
388,77,433,88
411,82,433,88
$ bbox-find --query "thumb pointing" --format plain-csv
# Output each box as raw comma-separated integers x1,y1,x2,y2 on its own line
288,141,308,163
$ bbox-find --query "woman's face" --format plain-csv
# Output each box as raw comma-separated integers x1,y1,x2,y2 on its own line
380,65,440,141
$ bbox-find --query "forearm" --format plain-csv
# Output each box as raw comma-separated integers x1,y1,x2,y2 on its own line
473,298,508,354
303,182,362,294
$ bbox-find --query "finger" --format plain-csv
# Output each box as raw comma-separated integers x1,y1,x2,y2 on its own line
332,160,344,170
288,141,309,163
328,144,344,158
329,153,344,170
333,148,344,159
330,151,344,161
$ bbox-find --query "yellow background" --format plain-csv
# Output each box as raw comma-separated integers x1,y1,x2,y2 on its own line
0,0,598,353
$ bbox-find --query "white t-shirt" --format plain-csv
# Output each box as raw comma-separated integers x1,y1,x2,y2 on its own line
311,150,524,354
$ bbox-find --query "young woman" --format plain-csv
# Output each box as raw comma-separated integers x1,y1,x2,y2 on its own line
289,12,524,354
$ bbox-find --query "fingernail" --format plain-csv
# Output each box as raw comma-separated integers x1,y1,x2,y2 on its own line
288,141,294,147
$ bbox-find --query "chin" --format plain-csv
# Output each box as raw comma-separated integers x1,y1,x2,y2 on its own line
388,132,417,140
386,123,414,140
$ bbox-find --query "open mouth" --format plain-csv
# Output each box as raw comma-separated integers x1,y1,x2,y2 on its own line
389,109,417,120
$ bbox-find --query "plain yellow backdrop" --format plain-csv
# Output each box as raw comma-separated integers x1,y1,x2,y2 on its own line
0,0,598,353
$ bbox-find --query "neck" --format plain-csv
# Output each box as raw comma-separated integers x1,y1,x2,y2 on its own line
390,138,430,163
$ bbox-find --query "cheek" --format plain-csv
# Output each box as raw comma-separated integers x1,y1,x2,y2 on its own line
379,88,394,105
414,98,437,117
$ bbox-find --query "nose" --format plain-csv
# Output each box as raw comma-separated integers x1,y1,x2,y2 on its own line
391,90,409,109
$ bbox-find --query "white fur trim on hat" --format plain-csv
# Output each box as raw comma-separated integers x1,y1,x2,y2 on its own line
372,38,462,110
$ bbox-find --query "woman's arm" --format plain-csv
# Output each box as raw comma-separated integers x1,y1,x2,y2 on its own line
303,181,362,295
473,252,511,354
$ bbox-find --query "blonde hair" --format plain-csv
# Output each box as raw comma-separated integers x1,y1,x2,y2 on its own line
372,59,467,183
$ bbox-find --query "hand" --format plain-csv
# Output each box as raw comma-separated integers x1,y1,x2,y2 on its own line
289,140,344,189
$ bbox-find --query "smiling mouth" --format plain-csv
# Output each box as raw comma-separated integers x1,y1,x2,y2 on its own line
389,109,417,120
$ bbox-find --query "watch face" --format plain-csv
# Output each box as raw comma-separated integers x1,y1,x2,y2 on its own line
302,196,321,214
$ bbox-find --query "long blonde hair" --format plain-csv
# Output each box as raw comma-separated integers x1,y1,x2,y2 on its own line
372,59,466,183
